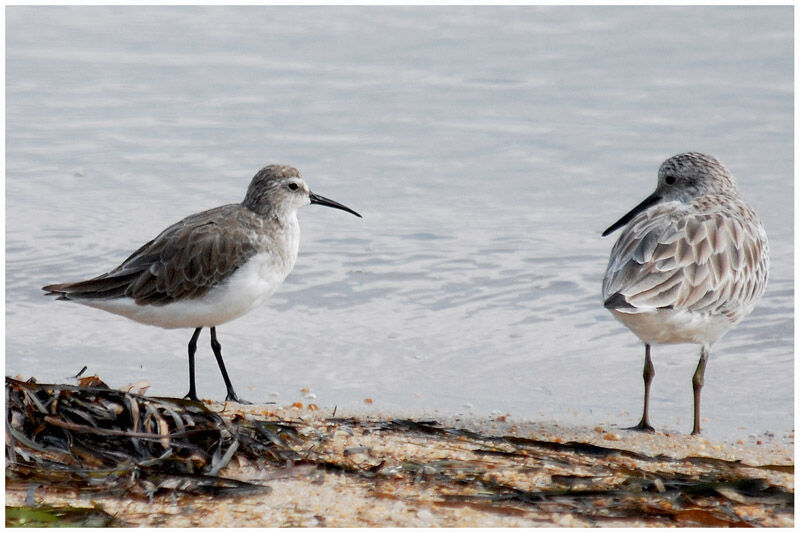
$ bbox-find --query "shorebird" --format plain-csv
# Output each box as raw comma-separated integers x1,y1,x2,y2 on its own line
43,164,361,403
602,152,769,435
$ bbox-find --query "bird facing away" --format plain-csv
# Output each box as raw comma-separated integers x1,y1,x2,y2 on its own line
602,152,769,435
43,164,362,403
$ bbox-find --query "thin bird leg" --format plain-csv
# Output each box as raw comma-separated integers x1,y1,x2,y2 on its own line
210,327,251,404
628,343,655,432
691,344,711,435
184,327,202,401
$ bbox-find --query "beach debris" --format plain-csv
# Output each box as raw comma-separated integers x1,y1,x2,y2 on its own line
5,377,793,527
5,504,118,527
5,376,283,498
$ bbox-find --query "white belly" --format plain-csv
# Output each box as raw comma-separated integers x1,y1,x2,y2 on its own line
76,251,294,329
609,308,734,345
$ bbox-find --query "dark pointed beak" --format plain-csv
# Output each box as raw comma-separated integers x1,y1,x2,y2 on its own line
309,191,362,218
602,192,661,236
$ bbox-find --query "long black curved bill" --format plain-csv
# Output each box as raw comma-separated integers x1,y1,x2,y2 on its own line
309,191,362,218
602,192,661,236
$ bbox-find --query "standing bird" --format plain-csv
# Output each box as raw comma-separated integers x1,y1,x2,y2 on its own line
43,164,361,403
602,152,769,435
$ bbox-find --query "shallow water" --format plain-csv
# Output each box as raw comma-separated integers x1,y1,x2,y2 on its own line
6,6,793,441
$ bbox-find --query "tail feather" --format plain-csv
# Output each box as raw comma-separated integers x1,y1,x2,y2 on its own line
42,272,140,300
604,292,634,310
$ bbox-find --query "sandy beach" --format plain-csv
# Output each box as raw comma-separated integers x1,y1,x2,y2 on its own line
6,379,793,527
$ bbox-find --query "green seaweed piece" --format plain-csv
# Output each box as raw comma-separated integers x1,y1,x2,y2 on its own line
5,505,117,527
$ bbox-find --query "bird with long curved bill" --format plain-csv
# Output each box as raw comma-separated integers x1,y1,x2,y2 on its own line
43,164,361,403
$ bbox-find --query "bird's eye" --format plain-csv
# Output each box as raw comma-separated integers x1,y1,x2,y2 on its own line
288,183,299,191
665,176,676,185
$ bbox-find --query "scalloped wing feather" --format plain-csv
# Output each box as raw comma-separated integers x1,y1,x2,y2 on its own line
603,201,768,319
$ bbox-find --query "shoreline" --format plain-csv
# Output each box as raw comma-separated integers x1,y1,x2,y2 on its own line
6,383,794,527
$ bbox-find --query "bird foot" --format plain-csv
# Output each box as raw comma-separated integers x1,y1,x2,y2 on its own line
183,391,200,402
625,420,655,433
225,393,252,405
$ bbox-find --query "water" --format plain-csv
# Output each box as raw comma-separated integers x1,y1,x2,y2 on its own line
6,6,793,442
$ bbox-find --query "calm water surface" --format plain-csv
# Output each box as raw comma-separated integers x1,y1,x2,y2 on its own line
6,6,793,441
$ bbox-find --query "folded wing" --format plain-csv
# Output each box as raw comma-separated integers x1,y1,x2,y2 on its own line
43,205,258,306
602,202,768,318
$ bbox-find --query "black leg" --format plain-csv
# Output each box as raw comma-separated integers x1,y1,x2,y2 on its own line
210,327,250,404
184,327,202,401
628,343,655,432
691,344,710,435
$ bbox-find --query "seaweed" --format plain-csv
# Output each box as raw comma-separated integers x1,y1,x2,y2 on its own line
5,377,284,499
5,377,794,527
324,416,794,526
5,504,119,527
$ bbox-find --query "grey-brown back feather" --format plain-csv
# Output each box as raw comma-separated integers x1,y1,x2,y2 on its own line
43,204,262,306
